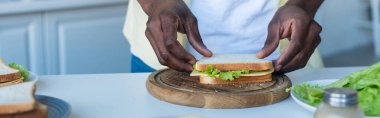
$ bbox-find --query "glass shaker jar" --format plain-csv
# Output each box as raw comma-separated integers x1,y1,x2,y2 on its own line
314,88,364,118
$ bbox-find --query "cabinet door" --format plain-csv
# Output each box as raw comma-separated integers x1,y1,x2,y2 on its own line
45,5,130,74
0,13,45,74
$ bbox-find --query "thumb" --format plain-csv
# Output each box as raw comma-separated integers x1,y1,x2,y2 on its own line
185,18,212,57
256,23,280,59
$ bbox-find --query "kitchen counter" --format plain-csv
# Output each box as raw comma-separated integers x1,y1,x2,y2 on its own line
35,67,364,118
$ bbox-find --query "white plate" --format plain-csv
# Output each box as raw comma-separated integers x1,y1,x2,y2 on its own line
290,79,337,112
23,72,38,83
290,79,379,118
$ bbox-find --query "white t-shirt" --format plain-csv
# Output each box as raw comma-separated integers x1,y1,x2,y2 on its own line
187,0,280,60
124,0,282,69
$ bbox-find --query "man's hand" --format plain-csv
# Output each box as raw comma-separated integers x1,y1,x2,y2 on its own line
256,0,324,73
138,0,212,72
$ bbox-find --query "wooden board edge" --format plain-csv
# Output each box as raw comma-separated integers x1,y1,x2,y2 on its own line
146,69,292,109
146,77,206,108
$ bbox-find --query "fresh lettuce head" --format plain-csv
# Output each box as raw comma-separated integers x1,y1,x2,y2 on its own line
290,61,380,116
8,62,29,81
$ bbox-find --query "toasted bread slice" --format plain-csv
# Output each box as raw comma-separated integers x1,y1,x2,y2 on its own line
0,58,21,83
0,102,47,118
0,82,36,115
195,54,273,71
0,78,23,87
199,74,272,84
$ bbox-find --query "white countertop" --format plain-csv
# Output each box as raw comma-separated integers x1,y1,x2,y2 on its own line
35,67,364,118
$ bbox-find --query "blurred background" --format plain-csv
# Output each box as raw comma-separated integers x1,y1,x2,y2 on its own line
0,0,379,75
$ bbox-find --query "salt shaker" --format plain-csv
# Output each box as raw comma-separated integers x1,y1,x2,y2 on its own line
314,88,364,118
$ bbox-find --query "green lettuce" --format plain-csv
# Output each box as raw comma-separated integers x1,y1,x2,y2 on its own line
196,65,252,81
8,62,29,81
289,62,380,116
289,83,324,106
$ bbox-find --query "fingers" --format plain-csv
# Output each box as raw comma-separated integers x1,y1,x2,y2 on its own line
256,21,281,59
147,17,172,65
278,22,322,72
280,35,321,73
185,17,213,57
167,41,197,64
160,13,196,64
147,28,194,72
275,21,309,71
146,11,200,72
145,29,167,66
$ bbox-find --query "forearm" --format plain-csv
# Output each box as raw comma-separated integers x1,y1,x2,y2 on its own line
285,0,324,18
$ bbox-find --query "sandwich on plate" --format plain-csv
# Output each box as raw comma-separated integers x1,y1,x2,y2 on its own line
0,58,46,118
0,81,47,118
191,54,274,84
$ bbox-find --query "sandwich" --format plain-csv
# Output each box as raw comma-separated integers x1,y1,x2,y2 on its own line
0,58,46,118
191,54,274,84
0,81,47,118
0,58,29,87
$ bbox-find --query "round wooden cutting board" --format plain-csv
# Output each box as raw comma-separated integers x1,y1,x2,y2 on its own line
146,69,292,109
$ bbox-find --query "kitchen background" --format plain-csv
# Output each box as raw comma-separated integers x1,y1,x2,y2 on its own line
0,0,379,75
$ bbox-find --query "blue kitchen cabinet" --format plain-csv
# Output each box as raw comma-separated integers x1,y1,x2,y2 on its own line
0,0,131,75
0,13,45,74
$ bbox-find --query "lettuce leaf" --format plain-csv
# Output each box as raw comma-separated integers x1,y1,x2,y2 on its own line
290,83,324,106
197,65,257,81
290,61,380,116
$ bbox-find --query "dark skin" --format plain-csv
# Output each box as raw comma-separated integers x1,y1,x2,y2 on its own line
256,0,324,73
138,0,324,73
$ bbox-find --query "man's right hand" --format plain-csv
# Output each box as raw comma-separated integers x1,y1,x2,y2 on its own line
138,0,212,72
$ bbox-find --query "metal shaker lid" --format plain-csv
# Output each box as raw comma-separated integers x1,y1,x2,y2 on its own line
323,88,358,107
